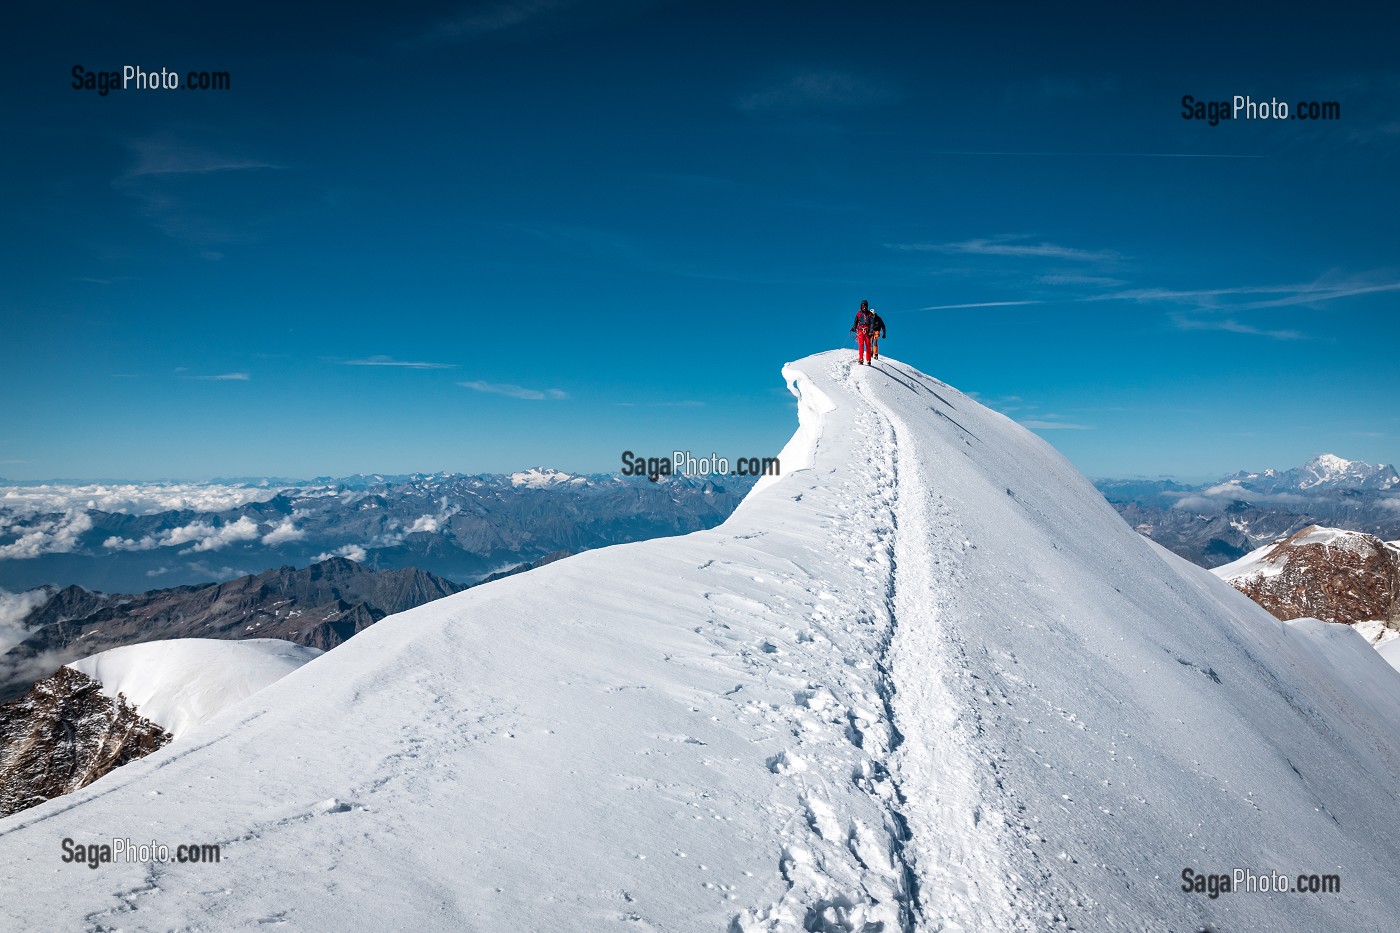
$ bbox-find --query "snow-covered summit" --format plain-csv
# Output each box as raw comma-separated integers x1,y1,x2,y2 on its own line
3,351,1400,932
507,466,590,488
67,638,323,739
1295,453,1395,489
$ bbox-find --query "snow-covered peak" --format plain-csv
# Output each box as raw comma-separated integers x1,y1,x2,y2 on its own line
1217,453,1400,495
1293,453,1397,490
1311,452,1353,471
1299,453,1359,486
66,639,322,740
507,466,588,488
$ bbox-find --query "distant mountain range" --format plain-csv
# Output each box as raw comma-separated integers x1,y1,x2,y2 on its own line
0,557,464,702
1096,454,1400,567
4,457,1391,591
0,470,755,593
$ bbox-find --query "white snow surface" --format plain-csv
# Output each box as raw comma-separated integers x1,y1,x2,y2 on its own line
1353,619,1400,651
67,639,324,740
1377,637,1400,672
4,350,1400,931
1289,525,1368,550
1210,543,1290,583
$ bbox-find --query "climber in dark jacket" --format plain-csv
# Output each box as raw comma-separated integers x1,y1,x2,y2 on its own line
868,309,886,360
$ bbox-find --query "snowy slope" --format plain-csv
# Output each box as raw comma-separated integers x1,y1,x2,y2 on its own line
1378,637,1400,671
67,639,324,739
2,350,1400,932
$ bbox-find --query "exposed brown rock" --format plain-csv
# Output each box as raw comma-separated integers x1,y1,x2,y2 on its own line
1222,526,1400,625
0,666,170,818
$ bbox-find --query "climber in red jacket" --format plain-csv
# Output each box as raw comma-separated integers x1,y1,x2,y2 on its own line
851,300,876,365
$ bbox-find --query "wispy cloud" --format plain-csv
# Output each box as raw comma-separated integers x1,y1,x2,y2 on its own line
0,510,93,559
1168,484,1315,512
313,543,369,563
615,399,706,407
112,136,284,251
193,372,251,381
889,237,1120,262
0,482,280,516
344,355,456,370
123,137,280,179
919,300,1042,311
0,587,52,654
738,71,899,112
459,380,568,400
1035,273,1126,287
917,270,1400,340
261,518,304,546
1095,279,1400,311
1021,419,1093,430
1167,314,1304,341
1084,275,1400,340
75,275,139,286
104,515,261,554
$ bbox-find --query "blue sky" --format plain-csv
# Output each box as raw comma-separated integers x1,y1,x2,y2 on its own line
4,0,1398,482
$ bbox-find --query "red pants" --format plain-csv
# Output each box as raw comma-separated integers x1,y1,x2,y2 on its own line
856,328,872,362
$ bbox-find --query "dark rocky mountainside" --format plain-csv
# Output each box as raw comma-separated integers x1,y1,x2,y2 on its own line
1,558,463,701
0,666,170,818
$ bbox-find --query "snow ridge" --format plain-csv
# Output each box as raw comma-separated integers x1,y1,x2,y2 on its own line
67,639,323,739
846,361,1021,931
732,360,916,932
